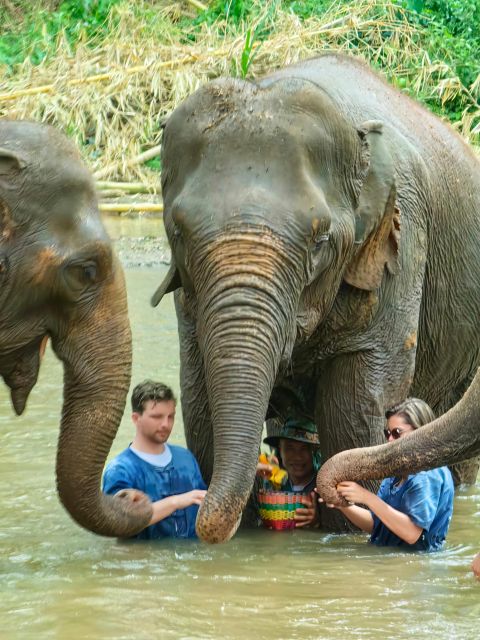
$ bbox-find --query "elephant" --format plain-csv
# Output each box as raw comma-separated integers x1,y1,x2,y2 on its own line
153,53,480,543
0,120,151,537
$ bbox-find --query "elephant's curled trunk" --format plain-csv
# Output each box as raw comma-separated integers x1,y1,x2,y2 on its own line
317,367,480,505
54,266,152,536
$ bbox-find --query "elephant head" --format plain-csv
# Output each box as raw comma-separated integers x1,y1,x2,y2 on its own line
0,121,151,536
155,75,400,542
317,369,480,504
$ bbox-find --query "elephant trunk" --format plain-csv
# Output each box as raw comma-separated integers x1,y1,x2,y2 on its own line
54,263,152,536
317,368,480,504
195,235,298,543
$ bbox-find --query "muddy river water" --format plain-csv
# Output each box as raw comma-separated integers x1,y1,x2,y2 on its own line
1,217,478,640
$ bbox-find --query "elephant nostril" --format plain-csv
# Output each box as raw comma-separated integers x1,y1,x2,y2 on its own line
114,488,147,505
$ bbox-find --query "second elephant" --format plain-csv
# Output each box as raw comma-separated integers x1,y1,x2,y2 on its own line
154,54,480,543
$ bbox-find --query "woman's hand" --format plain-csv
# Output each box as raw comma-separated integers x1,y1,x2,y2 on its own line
295,491,319,528
336,481,375,506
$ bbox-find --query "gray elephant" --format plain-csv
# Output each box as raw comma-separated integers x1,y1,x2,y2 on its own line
0,121,151,537
154,53,480,543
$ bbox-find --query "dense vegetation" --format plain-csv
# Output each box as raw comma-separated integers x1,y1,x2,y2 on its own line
1,1,478,182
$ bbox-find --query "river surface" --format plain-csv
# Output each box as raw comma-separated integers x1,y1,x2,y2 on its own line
1,217,479,640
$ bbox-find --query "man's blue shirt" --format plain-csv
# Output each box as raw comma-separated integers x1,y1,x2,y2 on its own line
102,446,206,540
370,466,454,551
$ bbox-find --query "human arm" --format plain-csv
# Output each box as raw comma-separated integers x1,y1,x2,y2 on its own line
147,450,207,525
472,552,480,579
149,490,207,525
336,481,423,544
114,488,207,526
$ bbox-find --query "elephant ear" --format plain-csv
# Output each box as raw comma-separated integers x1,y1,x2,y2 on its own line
0,147,26,180
0,148,26,240
344,121,401,291
151,260,182,307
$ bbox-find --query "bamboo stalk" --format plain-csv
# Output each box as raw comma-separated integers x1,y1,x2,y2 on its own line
186,0,208,11
0,48,233,103
0,60,185,102
93,145,162,180
98,190,130,198
96,181,157,193
99,203,164,213
131,145,162,164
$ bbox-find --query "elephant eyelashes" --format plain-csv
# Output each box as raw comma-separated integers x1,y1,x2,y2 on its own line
313,233,330,247
0,255,8,279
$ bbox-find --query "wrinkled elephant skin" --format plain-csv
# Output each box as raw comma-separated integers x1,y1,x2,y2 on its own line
154,54,480,541
0,121,152,537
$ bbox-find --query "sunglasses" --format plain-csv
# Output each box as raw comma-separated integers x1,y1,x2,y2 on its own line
383,427,407,440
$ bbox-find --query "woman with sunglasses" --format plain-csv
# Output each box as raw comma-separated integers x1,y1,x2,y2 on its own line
320,398,454,551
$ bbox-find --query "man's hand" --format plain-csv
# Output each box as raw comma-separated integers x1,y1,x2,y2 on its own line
256,462,273,478
472,552,480,579
294,491,319,528
148,489,207,526
174,489,207,510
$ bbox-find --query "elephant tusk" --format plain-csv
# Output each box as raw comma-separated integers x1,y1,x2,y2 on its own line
39,335,49,359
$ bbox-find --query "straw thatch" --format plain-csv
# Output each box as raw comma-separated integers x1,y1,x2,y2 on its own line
0,0,478,205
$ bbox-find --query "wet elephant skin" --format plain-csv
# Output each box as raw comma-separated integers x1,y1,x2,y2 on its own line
0,121,152,537
154,54,480,542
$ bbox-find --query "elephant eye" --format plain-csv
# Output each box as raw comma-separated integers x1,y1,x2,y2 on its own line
65,261,99,291
81,263,97,283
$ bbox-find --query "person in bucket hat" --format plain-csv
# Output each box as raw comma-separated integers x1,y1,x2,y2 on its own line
257,417,322,528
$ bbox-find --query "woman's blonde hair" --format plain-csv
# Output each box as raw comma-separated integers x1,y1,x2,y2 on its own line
385,397,435,430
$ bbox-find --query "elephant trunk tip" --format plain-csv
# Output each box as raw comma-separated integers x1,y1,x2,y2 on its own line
60,486,153,538
316,459,344,506
196,498,243,544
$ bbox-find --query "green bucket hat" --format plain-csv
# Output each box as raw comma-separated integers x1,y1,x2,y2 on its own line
263,418,320,448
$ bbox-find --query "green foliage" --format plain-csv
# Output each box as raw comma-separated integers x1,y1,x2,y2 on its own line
0,0,478,135
0,0,122,68
192,0,262,27
283,0,337,20
144,157,161,171
239,28,257,77
397,0,480,121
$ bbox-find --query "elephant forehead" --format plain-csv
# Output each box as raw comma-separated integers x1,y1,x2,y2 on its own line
167,75,348,149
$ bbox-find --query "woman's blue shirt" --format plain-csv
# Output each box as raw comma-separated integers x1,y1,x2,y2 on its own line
370,466,454,551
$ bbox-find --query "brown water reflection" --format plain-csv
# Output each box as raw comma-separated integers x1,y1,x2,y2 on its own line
0,217,478,640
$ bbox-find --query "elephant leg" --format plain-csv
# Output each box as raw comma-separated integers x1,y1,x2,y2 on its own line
315,349,414,531
175,290,214,483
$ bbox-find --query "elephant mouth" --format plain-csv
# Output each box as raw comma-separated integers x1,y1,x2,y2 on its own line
0,334,49,415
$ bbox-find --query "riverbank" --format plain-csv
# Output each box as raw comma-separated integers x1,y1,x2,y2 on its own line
1,1,478,215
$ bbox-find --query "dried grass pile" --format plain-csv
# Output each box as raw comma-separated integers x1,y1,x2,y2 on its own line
0,0,478,206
